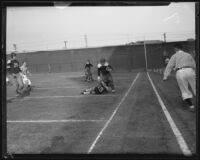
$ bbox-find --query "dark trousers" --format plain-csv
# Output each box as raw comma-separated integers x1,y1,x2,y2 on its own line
102,73,115,90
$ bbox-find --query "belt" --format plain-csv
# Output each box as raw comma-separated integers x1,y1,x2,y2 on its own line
176,66,192,72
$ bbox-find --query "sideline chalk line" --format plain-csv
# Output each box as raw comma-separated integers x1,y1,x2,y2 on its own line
88,73,140,153
147,72,191,156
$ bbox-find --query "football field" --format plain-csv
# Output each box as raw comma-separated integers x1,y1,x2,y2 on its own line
6,71,196,155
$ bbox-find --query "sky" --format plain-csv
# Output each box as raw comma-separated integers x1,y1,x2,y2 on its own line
6,2,196,53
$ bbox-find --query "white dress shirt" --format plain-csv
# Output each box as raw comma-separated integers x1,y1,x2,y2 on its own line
164,50,196,78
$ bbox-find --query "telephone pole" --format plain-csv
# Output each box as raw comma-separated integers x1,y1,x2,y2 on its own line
64,41,67,49
143,37,148,71
13,44,17,52
163,33,166,42
84,35,88,48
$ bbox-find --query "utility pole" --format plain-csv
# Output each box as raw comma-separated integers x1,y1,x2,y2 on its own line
143,37,148,71
13,44,17,52
84,35,88,48
163,33,166,42
64,41,67,49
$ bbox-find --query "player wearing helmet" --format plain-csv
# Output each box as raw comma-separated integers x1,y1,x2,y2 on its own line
97,58,115,93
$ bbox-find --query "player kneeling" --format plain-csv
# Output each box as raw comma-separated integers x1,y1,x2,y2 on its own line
81,80,110,95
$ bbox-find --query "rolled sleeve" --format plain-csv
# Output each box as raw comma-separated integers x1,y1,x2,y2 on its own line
164,55,176,78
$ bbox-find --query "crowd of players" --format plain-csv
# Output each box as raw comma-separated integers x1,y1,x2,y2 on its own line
6,52,116,98
6,44,196,112
81,58,115,95
6,52,32,98
82,43,196,112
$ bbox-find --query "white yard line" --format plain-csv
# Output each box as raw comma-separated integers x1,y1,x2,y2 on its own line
34,86,82,90
7,119,105,123
7,94,116,100
147,72,192,156
88,73,140,153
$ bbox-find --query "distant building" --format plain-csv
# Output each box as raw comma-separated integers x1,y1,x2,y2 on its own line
187,38,195,41
135,40,164,44
126,42,135,45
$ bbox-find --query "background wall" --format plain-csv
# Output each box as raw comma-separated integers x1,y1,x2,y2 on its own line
7,41,195,73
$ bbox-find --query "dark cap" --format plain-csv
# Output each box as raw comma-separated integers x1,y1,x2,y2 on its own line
174,43,183,50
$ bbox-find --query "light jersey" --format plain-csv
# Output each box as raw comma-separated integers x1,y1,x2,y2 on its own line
20,65,28,75
7,60,11,69
164,50,196,78
21,73,31,86
7,60,12,73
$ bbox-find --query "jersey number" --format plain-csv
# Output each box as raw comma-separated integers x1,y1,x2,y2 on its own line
98,86,104,92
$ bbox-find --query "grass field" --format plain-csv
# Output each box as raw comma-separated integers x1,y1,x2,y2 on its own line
6,71,196,155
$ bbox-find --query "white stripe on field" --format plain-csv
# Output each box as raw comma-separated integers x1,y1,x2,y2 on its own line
147,72,192,156
7,119,105,123
88,73,140,153
34,86,83,90
7,94,116,100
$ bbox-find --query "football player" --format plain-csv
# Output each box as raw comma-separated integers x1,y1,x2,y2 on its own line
97,58,115,93
6,59,13,86
80,80,110,95
20,61,32,94
84,59,93,82
9,52,25,97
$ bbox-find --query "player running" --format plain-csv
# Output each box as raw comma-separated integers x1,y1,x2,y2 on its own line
97,58,115,93
9,52,25,97
80,80,110,95
84,59,93,82
20,61,32,93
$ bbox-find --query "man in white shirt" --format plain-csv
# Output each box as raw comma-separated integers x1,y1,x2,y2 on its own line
163,44,196,112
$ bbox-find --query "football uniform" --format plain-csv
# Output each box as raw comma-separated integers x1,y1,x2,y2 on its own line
94,82,108,94
21,73,31,86
10,59,21,74
6,59,13,85
97,62,115,91
20,65,31,86
97,62,113,76
81,81,109,95
7,60,12,74
85,62,93,81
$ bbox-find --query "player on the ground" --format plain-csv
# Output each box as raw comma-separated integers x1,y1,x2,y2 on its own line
9,52,25,97
163,44,196,112
84,59,93,82
80,80,110,95
97,58,115,93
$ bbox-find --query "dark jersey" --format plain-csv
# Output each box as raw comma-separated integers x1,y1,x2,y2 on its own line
85,63,93,69
94,83,108,94
10,59,21,74
97,62,113,76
